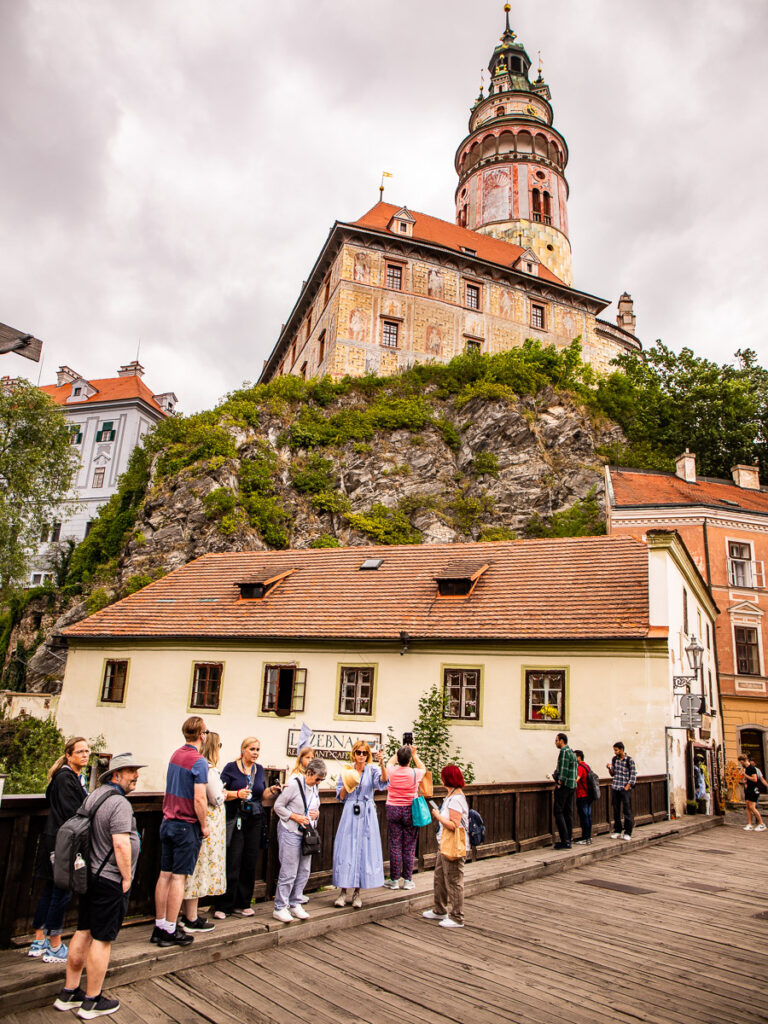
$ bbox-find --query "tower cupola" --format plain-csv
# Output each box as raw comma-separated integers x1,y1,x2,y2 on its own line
454,4,573,284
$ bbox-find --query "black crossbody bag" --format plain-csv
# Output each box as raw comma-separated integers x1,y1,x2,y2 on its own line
297,778,321,856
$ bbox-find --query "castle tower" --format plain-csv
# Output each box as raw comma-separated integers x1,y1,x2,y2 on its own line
454,5,572,284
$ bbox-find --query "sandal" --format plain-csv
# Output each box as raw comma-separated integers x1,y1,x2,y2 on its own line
235,908,255,917
213,911,227,920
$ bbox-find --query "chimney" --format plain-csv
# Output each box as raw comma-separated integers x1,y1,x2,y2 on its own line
675,449,697,483
731,464,760,490
117,361,145,378
616,292,636,334
56,365,81,386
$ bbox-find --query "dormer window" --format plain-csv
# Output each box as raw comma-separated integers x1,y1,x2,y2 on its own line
435,560,489,598
73,386,81,396
388,207,415,238
235,568,294,600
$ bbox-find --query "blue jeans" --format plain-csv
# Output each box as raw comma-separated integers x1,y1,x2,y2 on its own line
576,797,592,841
32,880,72,937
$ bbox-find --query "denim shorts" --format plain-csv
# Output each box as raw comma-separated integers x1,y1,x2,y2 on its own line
159,819,202,875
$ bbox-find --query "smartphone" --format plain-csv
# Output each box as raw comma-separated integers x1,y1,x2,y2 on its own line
402,731,414,746
428,800,439,812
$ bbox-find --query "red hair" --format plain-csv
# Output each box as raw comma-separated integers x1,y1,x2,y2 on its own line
441,765,465,788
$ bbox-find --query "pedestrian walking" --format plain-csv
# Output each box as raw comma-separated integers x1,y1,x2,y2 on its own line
383,744,427,890
574,749,593,845
181,730,226,933
738,753,766,831
272,757,327,922
553,733,578,849
422,764,469,929
52,752,145,1020
151,717,209,947
213,736,282,918
607,741,636,840
332,741,389,909
30,736,90,963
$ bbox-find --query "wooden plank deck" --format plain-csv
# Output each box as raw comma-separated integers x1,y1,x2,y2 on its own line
6,818,766,1023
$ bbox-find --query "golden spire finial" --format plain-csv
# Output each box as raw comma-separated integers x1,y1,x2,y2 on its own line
537,49,544,78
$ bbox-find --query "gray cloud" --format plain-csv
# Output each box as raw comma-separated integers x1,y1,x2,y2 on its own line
1,0,765,410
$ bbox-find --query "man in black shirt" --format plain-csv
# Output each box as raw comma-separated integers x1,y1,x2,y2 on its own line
738,753,766,832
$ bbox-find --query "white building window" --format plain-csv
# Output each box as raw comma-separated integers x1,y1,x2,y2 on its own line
728,541,764,588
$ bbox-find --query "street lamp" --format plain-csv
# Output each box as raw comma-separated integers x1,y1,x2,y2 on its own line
685,636,705,674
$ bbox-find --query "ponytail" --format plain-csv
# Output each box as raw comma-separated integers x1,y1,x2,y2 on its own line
48,736,88,782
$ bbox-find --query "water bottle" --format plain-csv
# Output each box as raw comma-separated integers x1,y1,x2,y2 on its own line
74,853,86,871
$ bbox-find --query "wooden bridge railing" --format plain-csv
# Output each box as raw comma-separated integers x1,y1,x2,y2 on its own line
0,774,667,946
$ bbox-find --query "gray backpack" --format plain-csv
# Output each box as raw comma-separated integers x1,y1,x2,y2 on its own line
53,788,121,893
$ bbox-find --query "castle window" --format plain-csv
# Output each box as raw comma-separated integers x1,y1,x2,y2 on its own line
51,522,61,543
317,330,326,366
306,313,312,340
262,664,306,716
531,188,542,222
92,467,105,488
443,668,480,721
495,105,505,117
324,278,331,305
386,264,402,290
542,191,552,225
96,421,116,442
300,361,307,380
465,283,481,310
525,670,565,724
69,424,83,445
530,303,545,330
338,666,375,717
465,338,482,355
399,222,408,233
382,321,399,349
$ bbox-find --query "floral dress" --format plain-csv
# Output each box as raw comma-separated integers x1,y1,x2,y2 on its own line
184,763,226,898
332,763,388,890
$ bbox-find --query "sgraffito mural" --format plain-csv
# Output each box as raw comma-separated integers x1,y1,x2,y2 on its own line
349,309,367,342
482,167,511,222
427,268,444,299
500,289,514,319
354,253,370,284
426,324,443,357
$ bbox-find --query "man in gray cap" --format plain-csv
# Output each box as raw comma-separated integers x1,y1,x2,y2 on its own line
53,753,145,1019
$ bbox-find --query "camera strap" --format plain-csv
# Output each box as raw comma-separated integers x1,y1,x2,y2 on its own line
297,778,316,831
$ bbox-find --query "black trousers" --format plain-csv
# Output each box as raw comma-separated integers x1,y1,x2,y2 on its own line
214,814,265,913
611,788,634,836
553,786,574,844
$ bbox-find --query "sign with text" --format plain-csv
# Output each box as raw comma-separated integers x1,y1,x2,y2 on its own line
678,692,703,728
287,729,382,761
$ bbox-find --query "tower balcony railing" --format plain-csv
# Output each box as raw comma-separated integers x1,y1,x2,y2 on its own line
728,558,765,589
532,212,552,225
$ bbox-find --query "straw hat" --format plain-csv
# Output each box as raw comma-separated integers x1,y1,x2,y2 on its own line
341,766,361,793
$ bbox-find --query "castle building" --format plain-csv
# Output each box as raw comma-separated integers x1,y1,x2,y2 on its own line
259,7,640,385
31,362,176,584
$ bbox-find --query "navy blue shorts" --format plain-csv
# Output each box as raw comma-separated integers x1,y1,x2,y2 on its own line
159,819,202,876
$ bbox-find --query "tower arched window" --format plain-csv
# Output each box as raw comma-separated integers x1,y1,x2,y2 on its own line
542,191,552,225
495,105,505,117
531,188,541,222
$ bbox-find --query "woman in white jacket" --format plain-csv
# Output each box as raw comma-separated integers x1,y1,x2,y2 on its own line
272,757,327,923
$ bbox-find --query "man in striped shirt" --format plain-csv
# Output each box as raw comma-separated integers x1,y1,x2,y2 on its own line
607,741,636,840
151,717,209,946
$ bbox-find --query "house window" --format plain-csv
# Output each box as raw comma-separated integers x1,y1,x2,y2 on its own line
465,339,481,355
525,669,566,723
191,663,223,710
324,278,331,305
73,386,82,396
317,330,326,365
338,666,374,716
683,588,689,635
728,541,759,588
69,425,83,445
382,321,399,348
92,467,105,488
100,660,128,704
530,303,545,329
735,627,760,676
40,524,50,543
399,222,408,233
386,264,403,290
32,573,42,585
262,664,307,716
95,421,116,442
85,521,94,537
465,283,481,310
443,668,480,720
300,361,308,380
51,523,62,543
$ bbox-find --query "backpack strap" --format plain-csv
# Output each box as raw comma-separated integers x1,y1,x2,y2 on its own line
88,788,124,879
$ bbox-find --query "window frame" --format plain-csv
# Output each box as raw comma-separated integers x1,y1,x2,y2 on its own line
188,661,224,712
530,303,546,330
464,281,482,311
735,625,761,676
521,666,569,729
464,336,483,355
335,663,378,720
259,662,307,719
95,421,116,443
385,263,403,291
69,424,83,445
441,664,483,725
92,466,106,488
381,320,399,349
51,523,62,543
98,659,130,707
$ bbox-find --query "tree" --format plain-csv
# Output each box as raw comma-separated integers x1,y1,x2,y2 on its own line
0,380,79,591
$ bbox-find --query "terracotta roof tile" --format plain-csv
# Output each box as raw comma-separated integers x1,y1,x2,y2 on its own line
349,202,565,285
65,537,652,643
41,375,166,414
609,468,768,517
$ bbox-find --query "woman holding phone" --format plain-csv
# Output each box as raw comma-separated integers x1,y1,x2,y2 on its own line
332,741,388,909
384,743,426,890
422,764,469,928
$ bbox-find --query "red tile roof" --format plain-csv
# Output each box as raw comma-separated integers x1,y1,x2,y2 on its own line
609,468,768,517
349,202,565,285
65,536,653,643
42,375,166,414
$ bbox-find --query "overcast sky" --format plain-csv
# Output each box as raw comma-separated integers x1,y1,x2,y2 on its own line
1,0,765,412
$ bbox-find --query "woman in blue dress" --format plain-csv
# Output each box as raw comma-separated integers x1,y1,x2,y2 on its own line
333,741,389,908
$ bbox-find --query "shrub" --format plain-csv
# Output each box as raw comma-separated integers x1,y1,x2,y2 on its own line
472,452,500,477
310,491,351,515
309,534,341,548
204,487,237,519
524,487,605,538
347,503,422,545
86,587,112,614
290,454,336,494
219,508,249,536
124,574,154,596
446,493,495,535
479,526,517,541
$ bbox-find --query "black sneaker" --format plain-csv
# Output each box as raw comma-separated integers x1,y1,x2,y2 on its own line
553,841,572,850
53,986,86,1011
157,925,194,948
149,925,164,944
180,914,215,932
77,993,120,1019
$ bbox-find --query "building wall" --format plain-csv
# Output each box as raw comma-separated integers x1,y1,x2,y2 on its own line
57,640,670,793
274,241,627,384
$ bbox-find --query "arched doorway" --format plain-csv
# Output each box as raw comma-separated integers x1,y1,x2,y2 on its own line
740,728,766,775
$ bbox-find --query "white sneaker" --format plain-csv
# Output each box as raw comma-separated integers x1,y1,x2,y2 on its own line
744,825,755,831
622,834,632,841
755,824,767,832
610,832,621,839
272,908,293,923
402,879,416,890
383,878,400,889
351,892,363,909
422,910,447,921
333,890,347,907
289,905,310,919
296,894,309,903
439,917,464,928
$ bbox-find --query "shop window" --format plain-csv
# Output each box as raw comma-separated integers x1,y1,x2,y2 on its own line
338,666,374,716
443,668,480,720
525,669,565,723
100,660,128,704
191,663,223,710
262,664,307,716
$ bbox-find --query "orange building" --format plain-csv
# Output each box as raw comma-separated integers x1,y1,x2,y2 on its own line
606,453,768,773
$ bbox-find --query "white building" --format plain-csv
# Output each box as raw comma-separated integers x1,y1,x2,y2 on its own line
31,362,176,584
